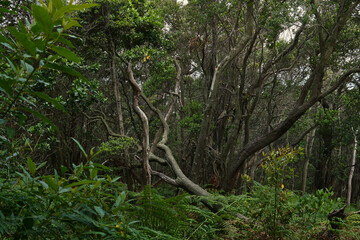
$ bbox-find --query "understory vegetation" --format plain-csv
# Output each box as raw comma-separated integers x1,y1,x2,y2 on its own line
1,157,360,239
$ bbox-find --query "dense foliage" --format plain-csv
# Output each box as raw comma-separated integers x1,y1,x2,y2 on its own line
1,0,360,239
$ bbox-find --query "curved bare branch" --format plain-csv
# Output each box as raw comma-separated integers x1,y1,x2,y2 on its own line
128,63,151,185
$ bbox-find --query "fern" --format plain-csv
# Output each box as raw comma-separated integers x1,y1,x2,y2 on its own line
130,186,190,237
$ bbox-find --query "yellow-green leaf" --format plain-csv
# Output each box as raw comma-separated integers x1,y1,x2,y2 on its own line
27,157,36,176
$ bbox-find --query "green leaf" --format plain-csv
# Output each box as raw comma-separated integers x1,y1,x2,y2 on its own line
17,166,32,179
93,180,101,189
90,168,98,180
0,119,5,125
111,177,121,183
63,20,81,30
43,176,59,192
31,24,42,35
57,36,75,48
53,4,98,20
0,78,12,96
58,187,72,193
0,42,16,52
5,127,14,138
32,4,53,34
0,7,16,14
18,107,59,132
89,149,104,160
115,192,126,208
27,157,36,176
90,147,94,156
91,163,110,170
52,0,64,10
43,62,86,80
19,96,37,107
94,206,105,219
39,180,49,189
71,137,87,158
36,161,47,170
29,91,66,113
60,165,68,175
64,180,94,188
0,33,13,45
20,60,34,73
7,27,37,56
51,46,81,62
6,57,18,74
0,86,11,97
33,38,46,52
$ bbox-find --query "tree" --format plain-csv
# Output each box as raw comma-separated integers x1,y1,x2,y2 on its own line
167,0,360,192
68,0,360,197
8,0,360,204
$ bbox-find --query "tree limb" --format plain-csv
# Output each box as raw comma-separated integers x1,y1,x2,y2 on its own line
128,63,151,185
149,152,167,165
291,125,317,147
83,112,124,138
319,68,360,99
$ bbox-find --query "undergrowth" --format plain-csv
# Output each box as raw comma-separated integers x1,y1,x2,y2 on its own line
0,158,359,239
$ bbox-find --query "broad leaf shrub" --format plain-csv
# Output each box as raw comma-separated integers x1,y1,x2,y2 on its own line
0,159,133,239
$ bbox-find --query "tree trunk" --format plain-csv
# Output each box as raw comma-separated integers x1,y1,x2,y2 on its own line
302,129,316,192
191,16,219,185
110,37,125,135
315,101,334,190
347,130,358,205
